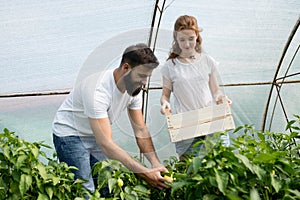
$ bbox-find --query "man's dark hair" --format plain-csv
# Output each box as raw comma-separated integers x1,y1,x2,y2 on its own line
120,43,159,69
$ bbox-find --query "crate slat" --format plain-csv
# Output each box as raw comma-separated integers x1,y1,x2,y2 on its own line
166,97,235,142
167,103,231,130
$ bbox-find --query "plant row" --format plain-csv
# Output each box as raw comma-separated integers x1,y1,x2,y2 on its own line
1,115,300,199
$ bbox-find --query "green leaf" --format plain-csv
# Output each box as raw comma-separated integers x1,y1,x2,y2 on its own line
36,163,48,180
228,173,237,185
16,155,27,169
203,194,219,200
250,188,261,200
120,191,125,200
3,146,10,159
257,132,265,141
191,174,203,181
291,126,300,130
9,181,20,196
124,193,137,200
290,131,299,138
3,128,10,134
286,120,296,130
276,160,294,175
133,185,148,194
45,186,54,199
226,192,243,200
37,192,49,200
12,169,21,182
19,174,32,196
234,154,254,173
255,153,275,163
108,178,117,193
171,181,186,196
20,167,31,174
31,145,39,159
270,173,281,192
35,178,44,192
192,157,202,173
93,189,101,198
205,160,216,168
252,165,265,180
52,176,61,186
124,186,132,193
174,173,187,179
233,126,243,133
214,168,228,195
39,142,52,149
0,177,8,198
288,189,300,197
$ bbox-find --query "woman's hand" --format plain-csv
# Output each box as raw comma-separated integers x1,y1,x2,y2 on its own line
160,100,172,115
216,96,232,105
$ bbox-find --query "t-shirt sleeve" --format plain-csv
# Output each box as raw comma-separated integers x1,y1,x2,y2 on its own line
160,63,173,91
206,54,219,74
128,92,142,110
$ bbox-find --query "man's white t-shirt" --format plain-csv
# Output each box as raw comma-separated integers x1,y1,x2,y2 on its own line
52,69,142,137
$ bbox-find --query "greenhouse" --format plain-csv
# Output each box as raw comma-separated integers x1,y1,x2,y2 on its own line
1,0,300,199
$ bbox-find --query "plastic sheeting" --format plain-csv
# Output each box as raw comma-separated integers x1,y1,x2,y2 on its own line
1,0,299,160
152,0,300,133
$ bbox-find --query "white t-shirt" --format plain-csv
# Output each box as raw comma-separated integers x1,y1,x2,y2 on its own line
52,69,142,137
161,53,219,114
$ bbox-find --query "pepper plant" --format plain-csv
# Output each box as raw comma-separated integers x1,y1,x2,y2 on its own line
0,128,89,200
161,115,300,199
1,114,300,199
93,114,300,199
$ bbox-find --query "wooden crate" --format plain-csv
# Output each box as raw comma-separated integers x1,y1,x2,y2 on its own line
166,97,235,143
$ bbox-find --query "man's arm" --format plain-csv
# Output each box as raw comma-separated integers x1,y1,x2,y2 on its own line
89,117,147,171
89,117,170,189
127,109,162,168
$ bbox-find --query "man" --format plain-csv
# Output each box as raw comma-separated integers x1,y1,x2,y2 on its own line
52,43,170,193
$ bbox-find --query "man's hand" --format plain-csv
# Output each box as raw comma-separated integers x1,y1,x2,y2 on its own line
136,166,171,190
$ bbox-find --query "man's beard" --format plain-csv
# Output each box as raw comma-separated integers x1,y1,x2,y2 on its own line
124,72,143,96
131,86,143,96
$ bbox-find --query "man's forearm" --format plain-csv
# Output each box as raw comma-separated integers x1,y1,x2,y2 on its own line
127,109,162,167
97,137,150,173
90,118,149,173
136,137,161,167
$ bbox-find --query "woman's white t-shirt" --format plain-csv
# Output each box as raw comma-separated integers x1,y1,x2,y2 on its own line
161,53,219,114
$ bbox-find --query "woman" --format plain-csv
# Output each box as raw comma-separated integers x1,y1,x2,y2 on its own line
160,15,231,160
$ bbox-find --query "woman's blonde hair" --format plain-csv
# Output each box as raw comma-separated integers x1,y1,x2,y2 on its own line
168,15,202,61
